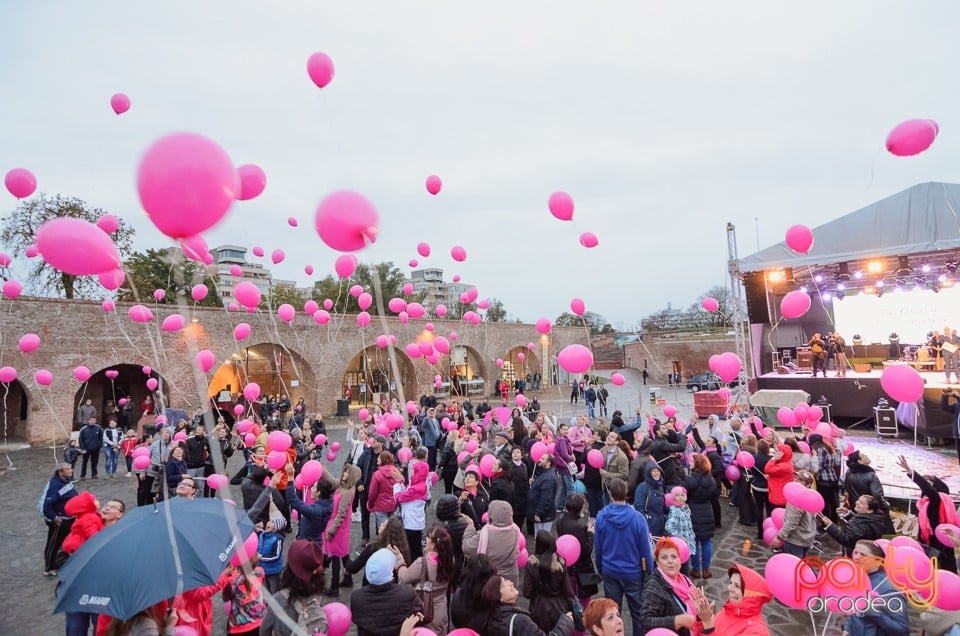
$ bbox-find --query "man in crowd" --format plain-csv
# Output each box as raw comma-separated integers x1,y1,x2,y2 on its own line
77,416,104,480
650,420,688,488
76,399,96,428
41,463,77,576
185,424,210,490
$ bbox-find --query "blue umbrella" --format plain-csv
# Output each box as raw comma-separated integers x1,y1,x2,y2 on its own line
55,497,254,620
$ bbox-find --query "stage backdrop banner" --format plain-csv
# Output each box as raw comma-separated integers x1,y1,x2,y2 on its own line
833,285,960,345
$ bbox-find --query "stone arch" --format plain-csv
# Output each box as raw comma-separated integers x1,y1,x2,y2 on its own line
448,344,487,398
210,342,318,414
341,344,416,406
499,345,539,386
0,379,30,441
74,364,171,432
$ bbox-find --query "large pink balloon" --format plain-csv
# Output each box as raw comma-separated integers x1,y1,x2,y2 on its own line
234,322,251,340
313,309,330,324
96,214,119,235
110,93,130,115
234,282,261,308
407,302,425,318
243,382,261,401
128,305,153,323
535,318,552,335
2,280,21,299
555,534,581,566
161,314,185,332
570,298,585,316
886,119,938,157
548,191,574,221
34,369,52,386
195,350,215,372
0,367,17,383
236,164,266,200
334,254,358,279
785,225,814,254
5,168,37,198
137,133,238,239
702,297,719,312
73,366,91,382
881,364,924,403
306,52,335,88
323,601,352,636
277,304,295,322
349,284,364,298
36,218,121,275
190,284,208,302
587,449,604,469
425,176,442,195
776,407,796,427
558,344,594,374
765,552,818,610
451,246,467,262
18,333,40,353
315,191,379,251
579,232,599,248
780,290,811,320
611,373,625,386
714,352,741,383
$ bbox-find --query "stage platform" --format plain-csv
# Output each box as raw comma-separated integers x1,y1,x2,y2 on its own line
754,369,957,437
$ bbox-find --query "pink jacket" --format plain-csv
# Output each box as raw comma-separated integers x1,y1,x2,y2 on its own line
366,464,400,513
568,426,592,454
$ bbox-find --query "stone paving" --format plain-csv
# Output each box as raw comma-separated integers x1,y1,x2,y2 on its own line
1,371,943,634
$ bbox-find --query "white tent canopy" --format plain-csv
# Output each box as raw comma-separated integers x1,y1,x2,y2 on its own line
738,182,960,273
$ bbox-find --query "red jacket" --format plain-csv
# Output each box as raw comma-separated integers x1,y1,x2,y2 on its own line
173,570,232,636
366,464,399,514
713,564,772,635
764,445,795,507
62,492,103,554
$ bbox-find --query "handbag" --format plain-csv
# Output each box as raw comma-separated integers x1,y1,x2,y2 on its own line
414,557,436,625
569,595,585,632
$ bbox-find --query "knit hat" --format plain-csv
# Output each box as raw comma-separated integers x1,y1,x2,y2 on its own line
365,548,396,585
435,494,460,521
287,539,325,581
269,513,287,532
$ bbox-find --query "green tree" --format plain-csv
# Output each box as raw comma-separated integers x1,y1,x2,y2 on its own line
555,310,614,334
1,194,135,298
312,262,406,314
121,248,222,306
264,285,306,311
485,298,508,322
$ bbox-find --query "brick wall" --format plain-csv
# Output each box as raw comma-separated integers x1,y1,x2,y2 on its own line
622,335,738,381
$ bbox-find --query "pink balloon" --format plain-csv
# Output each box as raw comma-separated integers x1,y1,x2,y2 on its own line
785,225,814,255
934,570,960,610
333,254,357,278
268,430,292,452
407,302,425,318
535,318,552,335
271,249,285,264
33,369,52,386
137,133,238,239
736,451,755,469
408,259,419,268
287,216,298,227
451,245,467,262
187,284,208,302
101,299,115,312
843,441,856,456
252,246,264,257
388,298,406,313
206,474,228,491
233,404,244,416
230,532,260,566
771,507,786,529
313,310,330,324
495,358,504,368
96,214,119,235
358,292,373,311
152,289,166,302
808,406,824,423
451,332,459,341
725,464,741,482
73,366,91,382
146,378,159,391
277,304,295,322
110,92,130,115
780,290,812,320
315,191,379,251
611,373,625,386
306,52,335,88
227,302,239,312
195,350,216,372
323,601,352,636
234,282,261,308
349,285,364,298
132,455,150,471
0,253,9,267
587,449,604,469
105,370,119,379
25,244,38,258
1,279,21,300
530,441,547,462
5,168,37,198
558,344,593,374
798,488,824,514
663,405,677,418
301,460,324,486
713,352,742,383
702,297,719,312
36,218,121,275
0,367,16,383
357,311,371,328
434,303,448,318
548,192,574,221
516,352,525,361
403,283,414,295
18,333,40,353
304,264,314,276
886,119,938,157
556,534,581,566
180,234,211,263
794,403,809,423
128,305,153,323
229,264,242,276
452,274,461,283
579,232,599,248
777,407,796,427
243,382,261,401
323,298,334,310
235,164,267,201
304,300,319,314
881,364,924,402
516,549,529,568
570,298,585,316
234,323,251,340
161,314,185,332
416,242,432,258
425,175,442,195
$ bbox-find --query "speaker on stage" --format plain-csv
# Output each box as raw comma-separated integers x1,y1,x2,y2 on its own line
743,271,770,324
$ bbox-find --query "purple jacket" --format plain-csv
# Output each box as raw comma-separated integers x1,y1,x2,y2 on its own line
554,436,575,476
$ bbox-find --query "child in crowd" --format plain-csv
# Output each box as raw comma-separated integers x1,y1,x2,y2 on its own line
223,556,266,635
63,438,79,472
120,429,138,477
257,515,286,593
664,486,697,575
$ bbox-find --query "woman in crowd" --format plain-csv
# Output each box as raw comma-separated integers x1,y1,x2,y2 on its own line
764,443,794,508
366,450,400,531
897,454,958,573
464,500,523,587
323,464,361,595
690,427,725,529
396,525,456,635
395,460,430,561
770,471,817,558
164,445,188,498
694,563,772,636
821,494,885,557
634,463,667,537
684,454,718,579
437,429,462,495
259,540,329,635
344,516,411,586
582,598,624,636
523,531,577,632
459,464,490,528
639,537,706,636
750,439,772,540
435,494,469,581
810,433,842,524
555,493,599,605
507,446,531,529
450,554,498,631
482,573,575,636
845,450,894,534
843,540,909,635
784,436,818,474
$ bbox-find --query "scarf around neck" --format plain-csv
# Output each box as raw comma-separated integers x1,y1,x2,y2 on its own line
658,567,696,616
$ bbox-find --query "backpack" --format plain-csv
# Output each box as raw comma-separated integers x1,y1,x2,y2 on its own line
268,591,326,636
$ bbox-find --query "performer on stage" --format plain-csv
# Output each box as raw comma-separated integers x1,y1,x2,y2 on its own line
828,332,847,377
943,327,959,384
930,330,945,372
808,333,827,378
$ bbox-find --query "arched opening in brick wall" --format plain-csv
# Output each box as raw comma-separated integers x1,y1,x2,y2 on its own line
342,345,416,406
449,345,486,397
74,365,172,434
0,379,29,441
498,345,539,387
209,343,317,415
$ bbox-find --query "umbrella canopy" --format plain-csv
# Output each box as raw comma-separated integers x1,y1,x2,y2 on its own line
55,497,254,620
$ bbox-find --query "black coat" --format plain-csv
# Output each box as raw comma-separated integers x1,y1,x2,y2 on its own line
349,582,422,636
650,437,687,487
528,466,558,522
640,569,693,636
508,461,530,514
485,605,575,636
826,512,885,556
489,473,516,505
683,471,718,539
581,440,605,490
555,513,598,596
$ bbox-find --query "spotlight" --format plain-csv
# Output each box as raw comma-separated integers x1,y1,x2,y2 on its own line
767,270,783,283
868,260,884,274
800,286,808,293
922,264,932,273
940,274,948,283
854,271,864,279
814,274,824,283
836,289,845,300
877,280,886,288
837,283,846,291
823,292,832,301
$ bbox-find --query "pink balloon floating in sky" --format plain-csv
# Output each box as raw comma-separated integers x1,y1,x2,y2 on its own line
579,232,598,248
307,52,335,88
425,175,442,195
236,164,266,201
785,224,814,255
315,191,379,252
451,246,467,262
5,168,37,199
549,192,574,221
110,93,130,115
886,119,938,157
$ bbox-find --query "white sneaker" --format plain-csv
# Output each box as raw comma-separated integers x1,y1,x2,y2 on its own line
351,510,361,523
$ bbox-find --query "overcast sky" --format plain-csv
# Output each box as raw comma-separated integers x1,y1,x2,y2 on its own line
2,2,959,327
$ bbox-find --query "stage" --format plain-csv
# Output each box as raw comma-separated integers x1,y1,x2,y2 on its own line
754,369,957,437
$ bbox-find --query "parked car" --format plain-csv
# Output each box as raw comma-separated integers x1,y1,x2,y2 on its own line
686,372,721,392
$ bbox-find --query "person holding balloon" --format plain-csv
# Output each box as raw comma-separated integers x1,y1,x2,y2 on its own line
821,494,885,557
639,537,706,636
844,451,894,534
896,454,958,573
840,540,909,636
769,471,817,558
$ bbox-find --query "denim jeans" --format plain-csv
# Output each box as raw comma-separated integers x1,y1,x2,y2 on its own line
65,611,95,636
557,473,575,510
586,401,596,418
103,446,118,475
692,538,713,571
602,575,644,636
373,511,390,533
783,541,809,559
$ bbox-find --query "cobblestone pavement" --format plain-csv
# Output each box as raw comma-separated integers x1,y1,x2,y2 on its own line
1,372,940,634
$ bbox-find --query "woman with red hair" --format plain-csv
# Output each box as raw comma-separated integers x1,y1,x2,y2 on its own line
582,597,624,636
639,537,706,636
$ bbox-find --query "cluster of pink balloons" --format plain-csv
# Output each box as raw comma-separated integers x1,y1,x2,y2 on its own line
708,352,741,383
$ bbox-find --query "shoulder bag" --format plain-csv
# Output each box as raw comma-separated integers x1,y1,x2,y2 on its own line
414,557,437,625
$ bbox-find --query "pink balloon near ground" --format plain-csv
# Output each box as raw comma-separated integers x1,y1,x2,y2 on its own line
110,93,131,115
881,364,924,403
548,192,574,221
886,119,938,157
137,133,238,239
37,218,121,275
713,352,741,383
780,290,811,319
425,175,442,195
5,168,37,198
570,298,585,316
236,164,266,201
785,224,814,255
579,232,599,248
558,344,594,374
451,246,467,262
306,52,335,88
701,297,719,312
18,333,40,353
315,191,379,251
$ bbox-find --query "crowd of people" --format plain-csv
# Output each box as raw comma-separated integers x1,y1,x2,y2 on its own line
41,389,960,635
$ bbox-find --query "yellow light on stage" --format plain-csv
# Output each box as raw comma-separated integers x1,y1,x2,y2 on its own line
867,260,884,274
767,270,783,283
944,279,955,288
864,286,876,295
416,329,435,344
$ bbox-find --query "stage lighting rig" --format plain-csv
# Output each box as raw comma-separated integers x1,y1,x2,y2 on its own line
835,262,851,283
896,256,912,276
